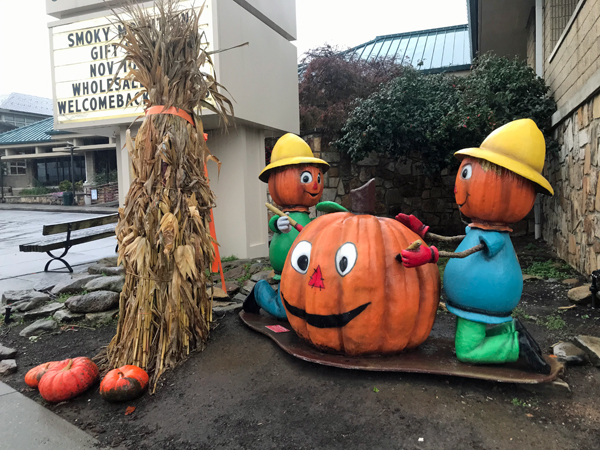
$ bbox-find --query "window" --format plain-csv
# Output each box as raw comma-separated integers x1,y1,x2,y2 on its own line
551,0,579,48
9,161,26,175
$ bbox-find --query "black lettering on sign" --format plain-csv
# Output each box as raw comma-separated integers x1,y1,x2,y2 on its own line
72,83,81,97
99,79,106,93
76,32,84,46
117,94,124,108
82,82,89,96
57,101,67,114
126,92,133,106
82,98,89,111
90,98,97,110
68,100,74,114
99,96,107,109
103,27,110,41
68,34,75,47
109,95,115,109
85,30,93,44
122,80,130,90
75,99,81,113
91,46,98,60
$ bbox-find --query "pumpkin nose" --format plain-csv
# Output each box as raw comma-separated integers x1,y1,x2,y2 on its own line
312,181,318,190
308,265,325,290
454,186,457,194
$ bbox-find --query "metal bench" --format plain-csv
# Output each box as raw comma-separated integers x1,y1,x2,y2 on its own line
19,213,119,273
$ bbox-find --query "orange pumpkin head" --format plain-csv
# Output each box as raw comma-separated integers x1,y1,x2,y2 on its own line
24,361,59,389
38,357,99,403
280,213,440,355
268,165,324,211
455,157,536,229
100,365,149,402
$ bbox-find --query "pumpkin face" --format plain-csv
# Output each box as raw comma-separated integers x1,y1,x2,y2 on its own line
24,361,59,388
455,157,536,227
280,213,440,355
38,357,99,403
268,165,324,211
100,365,149,402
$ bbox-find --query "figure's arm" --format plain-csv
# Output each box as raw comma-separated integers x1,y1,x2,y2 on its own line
269,215,292,234
438,244,485,259
395,214,465,242
399,241,485,268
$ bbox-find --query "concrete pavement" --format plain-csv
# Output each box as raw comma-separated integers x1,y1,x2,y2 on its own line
0,382,102,450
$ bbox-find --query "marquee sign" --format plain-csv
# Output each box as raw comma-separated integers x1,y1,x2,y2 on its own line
50,0,214,125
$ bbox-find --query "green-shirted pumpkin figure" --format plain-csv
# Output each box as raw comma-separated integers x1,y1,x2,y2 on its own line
244,133,346,318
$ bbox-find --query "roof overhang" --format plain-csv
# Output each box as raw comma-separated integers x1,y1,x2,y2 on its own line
467,0,534,60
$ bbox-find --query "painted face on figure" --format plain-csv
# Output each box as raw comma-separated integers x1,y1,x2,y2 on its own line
268,165,324,210
454,157,537,226
280,213,440,356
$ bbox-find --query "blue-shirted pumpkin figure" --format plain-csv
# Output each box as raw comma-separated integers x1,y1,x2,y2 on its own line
244,133,346,319
398,119,554,374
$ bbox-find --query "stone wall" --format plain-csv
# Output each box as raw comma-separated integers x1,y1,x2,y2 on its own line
301,132,534,236
542,93,600,275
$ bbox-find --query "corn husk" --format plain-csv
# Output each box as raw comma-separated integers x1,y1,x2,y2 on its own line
103,0,233,392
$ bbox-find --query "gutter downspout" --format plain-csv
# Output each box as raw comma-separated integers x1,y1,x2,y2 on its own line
535,0,544,239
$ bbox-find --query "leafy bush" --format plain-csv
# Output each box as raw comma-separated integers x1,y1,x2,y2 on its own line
58,180,72,192
299,45,406,144
20,187,51,196
335,54,557,174
95,169,118,185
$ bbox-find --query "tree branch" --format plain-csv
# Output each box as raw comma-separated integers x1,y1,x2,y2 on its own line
425,232,465,243
439,243,485,259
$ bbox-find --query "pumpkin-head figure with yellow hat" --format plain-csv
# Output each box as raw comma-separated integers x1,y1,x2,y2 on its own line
245,133,346,319
397,119,555,374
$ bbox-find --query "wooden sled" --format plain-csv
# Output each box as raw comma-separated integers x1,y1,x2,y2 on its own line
239,311,564,384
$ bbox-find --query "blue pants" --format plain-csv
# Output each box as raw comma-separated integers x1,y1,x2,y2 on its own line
254,280,287,319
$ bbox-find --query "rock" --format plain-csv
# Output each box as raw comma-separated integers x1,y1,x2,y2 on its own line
0,359,17,376
251,271,271,282
207,287,229,299
568,285,592,304
212,301,242,313
88,264,124,276
1,290,49,306
562,278,579,286
97,256,119,266
545,278,559,283
575,335,600,365
240,280,256,295
85,275,125,293
10,295,50,313
19,319,58,337
0,344,17,360
522,274,541,281
23,303,65,321
33,280,60,292
224,265,246,280
222,259,251,271
54,309,84,323
248,263,265,275
233,293,246,303
66,291,119,313
215,281,240,296
51,275,101,295
552,342,587,365
85,309,118,325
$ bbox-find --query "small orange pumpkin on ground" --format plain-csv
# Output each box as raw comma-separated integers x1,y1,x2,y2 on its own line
100,365,149,402
24,361,59,388
38,357,99,403
280,212,440,355
268,165,324,211
454,157,536,230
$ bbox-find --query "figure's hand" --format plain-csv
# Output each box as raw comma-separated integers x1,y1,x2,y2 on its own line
276,216,292,233
400,244,439,268
394,214,429,238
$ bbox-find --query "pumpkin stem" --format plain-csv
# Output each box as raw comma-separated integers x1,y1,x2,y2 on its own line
63,359,74,371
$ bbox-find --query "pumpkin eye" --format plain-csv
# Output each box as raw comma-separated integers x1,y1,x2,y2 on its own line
460,164,472,180
317,173,321,184
300,171,313,184
291,240,312,274
335,242,357,277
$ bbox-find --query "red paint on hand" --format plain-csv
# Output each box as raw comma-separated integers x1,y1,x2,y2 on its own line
308,265,325,290
401,245,439,268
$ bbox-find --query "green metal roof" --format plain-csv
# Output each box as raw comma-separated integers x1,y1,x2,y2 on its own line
0,118,55,145
344,24,471,73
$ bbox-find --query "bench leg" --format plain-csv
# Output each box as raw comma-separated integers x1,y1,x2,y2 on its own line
45,248,73,273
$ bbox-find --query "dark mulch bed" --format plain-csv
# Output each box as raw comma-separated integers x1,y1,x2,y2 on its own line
2,236,600,450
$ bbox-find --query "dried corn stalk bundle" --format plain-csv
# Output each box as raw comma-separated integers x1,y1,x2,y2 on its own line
105,0,233,392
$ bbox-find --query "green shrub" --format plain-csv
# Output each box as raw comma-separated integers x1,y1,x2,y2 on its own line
58,180,72,192
335,54,557,174
20,187,50,196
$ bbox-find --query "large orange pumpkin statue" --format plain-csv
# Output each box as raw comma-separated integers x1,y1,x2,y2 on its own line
455,157,537,230
280,213,440,355
24,361,59,388
100,365,149,402
38,357,99,403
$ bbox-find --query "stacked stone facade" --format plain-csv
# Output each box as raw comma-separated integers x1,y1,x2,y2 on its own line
542,94,600,275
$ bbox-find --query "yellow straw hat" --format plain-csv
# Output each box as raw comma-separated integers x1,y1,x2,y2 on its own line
259,133,329,183
454,119,554,196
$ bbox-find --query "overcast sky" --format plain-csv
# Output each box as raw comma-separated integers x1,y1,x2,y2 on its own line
0,0,467,99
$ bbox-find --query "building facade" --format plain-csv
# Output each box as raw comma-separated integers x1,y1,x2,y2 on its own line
45,0,299,259
469,0,600,275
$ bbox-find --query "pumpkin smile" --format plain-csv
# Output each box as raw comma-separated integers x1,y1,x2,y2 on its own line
305,191,319,197
457,192,470,208
282,293,371,328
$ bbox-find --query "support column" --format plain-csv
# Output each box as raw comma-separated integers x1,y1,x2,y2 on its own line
206,125,269,259
84,151,96,185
